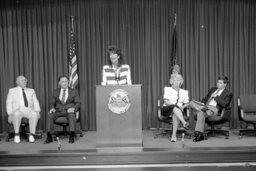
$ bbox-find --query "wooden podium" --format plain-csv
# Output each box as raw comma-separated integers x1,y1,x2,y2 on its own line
96,85,143,149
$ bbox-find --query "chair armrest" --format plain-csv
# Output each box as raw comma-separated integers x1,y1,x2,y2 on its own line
157,99,164,120
237,97,244,118
76,112,79,120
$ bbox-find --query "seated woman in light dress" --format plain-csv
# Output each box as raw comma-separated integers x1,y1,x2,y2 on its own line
101,46,132,85
161,73,189,142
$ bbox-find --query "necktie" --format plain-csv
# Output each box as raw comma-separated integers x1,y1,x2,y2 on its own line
175,90,180,105
22,88,28,107
61,89,66,103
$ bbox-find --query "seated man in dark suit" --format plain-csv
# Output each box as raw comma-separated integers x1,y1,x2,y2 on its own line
189,75,232,142
44,75,81,144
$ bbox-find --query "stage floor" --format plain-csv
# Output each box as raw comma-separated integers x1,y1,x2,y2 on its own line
1,129,256,153
0,129,256,169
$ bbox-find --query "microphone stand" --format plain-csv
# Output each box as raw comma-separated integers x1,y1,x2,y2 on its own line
181,133,185,148
56,137,62,151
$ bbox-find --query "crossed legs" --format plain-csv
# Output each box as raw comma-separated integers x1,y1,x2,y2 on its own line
171,107,188,141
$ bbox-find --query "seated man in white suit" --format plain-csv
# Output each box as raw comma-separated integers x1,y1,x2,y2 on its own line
6,75,41,143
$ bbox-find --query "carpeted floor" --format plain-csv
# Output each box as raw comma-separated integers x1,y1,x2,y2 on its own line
0,129,256,154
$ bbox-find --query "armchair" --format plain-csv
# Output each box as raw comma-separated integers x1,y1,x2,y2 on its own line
205,94,233,139
6,115,43,142
238,94,256,137
154,97,190,140
53,111,83,139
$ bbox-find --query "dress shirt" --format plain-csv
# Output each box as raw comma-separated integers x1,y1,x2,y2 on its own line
208,88,224,107
59,88,68,103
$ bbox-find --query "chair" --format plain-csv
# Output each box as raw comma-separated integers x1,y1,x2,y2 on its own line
53,112,83,139
238,94,256,137
204,94,233,139
154,98,190,140
6,116,43,142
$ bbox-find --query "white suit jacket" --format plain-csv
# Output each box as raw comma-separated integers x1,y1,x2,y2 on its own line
6,87,41,116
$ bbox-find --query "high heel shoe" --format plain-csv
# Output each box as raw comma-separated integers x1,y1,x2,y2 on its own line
170,137,177,142
183,122,189,130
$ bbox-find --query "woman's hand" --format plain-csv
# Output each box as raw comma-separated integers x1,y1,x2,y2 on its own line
164,99,173,106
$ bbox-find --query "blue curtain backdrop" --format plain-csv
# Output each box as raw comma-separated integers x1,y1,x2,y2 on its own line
0,0,256,132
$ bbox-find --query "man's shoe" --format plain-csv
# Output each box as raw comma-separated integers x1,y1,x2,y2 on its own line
69,136,74,144
14,135,20,144
44,135,53,144
193,132,205,142
29,135,35,143
193,131,200,137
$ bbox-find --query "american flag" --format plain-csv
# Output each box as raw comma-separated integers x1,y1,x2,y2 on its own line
69,16,78,88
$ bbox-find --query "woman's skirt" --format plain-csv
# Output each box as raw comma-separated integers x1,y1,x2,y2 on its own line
161,105,179,117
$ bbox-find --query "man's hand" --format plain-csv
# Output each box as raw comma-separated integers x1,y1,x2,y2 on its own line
49,108,56,114
67,107,75,113
179,106,184,111
211,93,218,98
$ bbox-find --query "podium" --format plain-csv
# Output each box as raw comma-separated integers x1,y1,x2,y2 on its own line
96,85,143,149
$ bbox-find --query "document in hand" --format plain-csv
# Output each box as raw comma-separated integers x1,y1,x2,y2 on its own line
191,100,205,106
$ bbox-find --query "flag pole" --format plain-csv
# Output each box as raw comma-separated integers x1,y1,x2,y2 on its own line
71,16,74,31
170,12,179,75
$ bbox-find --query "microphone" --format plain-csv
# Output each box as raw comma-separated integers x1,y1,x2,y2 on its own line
115,68,120,84
56,137,62,151
118,71,120,81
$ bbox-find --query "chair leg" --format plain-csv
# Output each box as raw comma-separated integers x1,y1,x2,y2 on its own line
63,126,68,136
206,125,229,139
6,133,15,142
239,130,256,136
6,125,29,142
239,124,256,137
20,126,29,141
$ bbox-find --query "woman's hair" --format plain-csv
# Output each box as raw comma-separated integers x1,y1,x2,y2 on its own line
107,45,125,67
170,73,184,86
218,75,229,84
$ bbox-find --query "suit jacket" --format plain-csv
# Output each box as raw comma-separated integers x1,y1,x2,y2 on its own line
49,87,81,112
201,87,233,113
6,87,41,115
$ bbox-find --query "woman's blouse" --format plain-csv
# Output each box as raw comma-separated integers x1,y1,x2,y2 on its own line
101,64,132,85
163,87,189,107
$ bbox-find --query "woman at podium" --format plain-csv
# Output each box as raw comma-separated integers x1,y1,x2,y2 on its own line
160,73,190,142
101,45,132,85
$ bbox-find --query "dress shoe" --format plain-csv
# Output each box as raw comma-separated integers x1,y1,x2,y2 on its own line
182,122,190,130
44,135,53,144
69,136,75,144
193,131,200,137
170,137,177,142
193,132,205,142
29,135,35,143
14,135,20,144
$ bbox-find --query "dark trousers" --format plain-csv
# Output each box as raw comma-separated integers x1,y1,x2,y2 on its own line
46,110,76,134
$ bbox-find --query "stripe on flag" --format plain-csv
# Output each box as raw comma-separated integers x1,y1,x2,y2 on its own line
69,17,78,89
